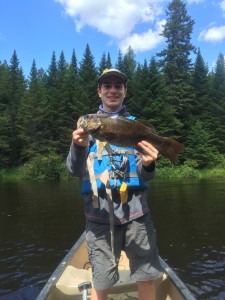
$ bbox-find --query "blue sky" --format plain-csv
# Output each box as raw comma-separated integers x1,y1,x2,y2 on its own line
1,0,225,77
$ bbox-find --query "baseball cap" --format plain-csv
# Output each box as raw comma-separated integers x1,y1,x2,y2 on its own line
98,68,127,85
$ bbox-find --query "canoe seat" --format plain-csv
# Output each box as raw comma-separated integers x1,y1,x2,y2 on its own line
56,265,136,296
56,266,92,296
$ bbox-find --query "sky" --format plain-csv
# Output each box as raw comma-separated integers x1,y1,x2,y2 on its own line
0,0,225,77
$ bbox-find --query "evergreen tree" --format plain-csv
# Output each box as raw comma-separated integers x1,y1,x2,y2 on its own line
115,50,124,71
122,46,137,104
17,60,48,161
126,63,149,117
157,0,196,139
106,53,112,69
157,0,195,83
122,46,136,80
67,49,86,121
184,120,219,168
0,61,11,167
8,51,26,166
144,58,182,137
79,44,98,112
210,53,225,153
44,51,59,152
54,51,71,155
190,48,215,137
98,52,112,74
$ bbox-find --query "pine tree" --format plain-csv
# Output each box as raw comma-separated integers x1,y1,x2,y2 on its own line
126,63,149,117
44,51,59,152
191,48,214,134
144,57,182,137
184,120,219,168
17,60,48,161
121,46,136,105
98,52,112,74
157,0,195,83
79,44,98,113
157,0,196,139
115,50,124,71
67,50,86,124
0,61,11,167
210,53,225,153
8,51,26,166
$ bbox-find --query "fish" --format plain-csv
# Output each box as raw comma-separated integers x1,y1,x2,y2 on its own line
77,114,185,164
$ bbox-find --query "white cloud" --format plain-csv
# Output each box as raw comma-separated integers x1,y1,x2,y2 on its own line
199,26,225,42
119,19,165,53
219,0,225,14
54,0,165,53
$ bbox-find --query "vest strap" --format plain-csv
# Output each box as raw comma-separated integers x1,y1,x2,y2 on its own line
83,172,138,181
86,156,99,208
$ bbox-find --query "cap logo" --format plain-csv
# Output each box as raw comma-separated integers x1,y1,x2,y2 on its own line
103,68,109,74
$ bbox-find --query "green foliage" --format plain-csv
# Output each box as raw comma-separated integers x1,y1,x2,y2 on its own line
21,153,66,181
157,163,200,179
184,120,219,168
0,0,225,174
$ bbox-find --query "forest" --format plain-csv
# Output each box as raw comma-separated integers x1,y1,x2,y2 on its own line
1,0,225,180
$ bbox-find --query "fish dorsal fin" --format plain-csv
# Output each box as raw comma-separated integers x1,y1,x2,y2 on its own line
137,120,156,133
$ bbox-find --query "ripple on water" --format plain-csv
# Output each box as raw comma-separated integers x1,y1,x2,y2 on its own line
186,246,225,299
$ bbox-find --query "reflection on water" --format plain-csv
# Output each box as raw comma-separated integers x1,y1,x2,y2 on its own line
0,179,225,299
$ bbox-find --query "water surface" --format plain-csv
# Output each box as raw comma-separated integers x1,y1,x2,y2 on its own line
0,179,225,299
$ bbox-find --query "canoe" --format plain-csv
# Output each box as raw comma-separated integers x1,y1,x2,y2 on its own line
37,231,196,300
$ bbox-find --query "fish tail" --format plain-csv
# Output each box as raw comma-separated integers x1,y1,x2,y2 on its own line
161,138,185,164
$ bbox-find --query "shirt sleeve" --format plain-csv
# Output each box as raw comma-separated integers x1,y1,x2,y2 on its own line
66,142,88,180
135,151,156,181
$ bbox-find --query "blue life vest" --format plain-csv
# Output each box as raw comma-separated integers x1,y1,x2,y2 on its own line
81,115,149,194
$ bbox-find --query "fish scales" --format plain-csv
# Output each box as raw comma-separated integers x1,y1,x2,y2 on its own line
77,114,185,164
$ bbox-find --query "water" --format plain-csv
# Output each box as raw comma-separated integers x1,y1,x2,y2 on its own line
0,179,225,299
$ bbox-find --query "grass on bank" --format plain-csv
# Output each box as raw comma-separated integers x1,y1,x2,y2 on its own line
1,154,225,182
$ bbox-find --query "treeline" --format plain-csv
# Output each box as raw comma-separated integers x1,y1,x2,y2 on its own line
0,0,225,170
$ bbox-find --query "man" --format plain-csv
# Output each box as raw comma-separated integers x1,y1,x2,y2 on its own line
67,68,163,300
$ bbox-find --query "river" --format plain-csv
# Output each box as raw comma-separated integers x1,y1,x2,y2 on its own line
0,179,225,299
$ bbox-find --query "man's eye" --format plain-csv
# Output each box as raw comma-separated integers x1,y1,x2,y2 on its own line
103,84,111,89
102,84,123,89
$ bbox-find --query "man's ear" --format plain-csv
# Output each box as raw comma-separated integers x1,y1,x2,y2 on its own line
97,87,101,98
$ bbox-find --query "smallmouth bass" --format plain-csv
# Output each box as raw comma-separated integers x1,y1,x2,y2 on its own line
77,114,185,164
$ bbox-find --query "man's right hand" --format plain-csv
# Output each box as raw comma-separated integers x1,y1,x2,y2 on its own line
72,128,89,147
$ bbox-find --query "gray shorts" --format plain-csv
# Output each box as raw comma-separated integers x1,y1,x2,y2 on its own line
86,213,163,290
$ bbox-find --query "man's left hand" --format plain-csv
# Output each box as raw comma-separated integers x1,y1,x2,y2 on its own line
138,141,158,167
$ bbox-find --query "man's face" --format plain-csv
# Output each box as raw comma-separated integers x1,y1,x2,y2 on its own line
98,76,127,112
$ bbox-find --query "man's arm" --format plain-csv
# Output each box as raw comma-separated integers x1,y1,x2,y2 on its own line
66,128,90,179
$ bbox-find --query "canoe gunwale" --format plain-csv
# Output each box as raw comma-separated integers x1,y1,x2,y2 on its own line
159,258,196,300
37,231,196,300
36,232,86,300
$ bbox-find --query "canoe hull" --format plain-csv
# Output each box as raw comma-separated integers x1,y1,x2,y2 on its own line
37,232,195,300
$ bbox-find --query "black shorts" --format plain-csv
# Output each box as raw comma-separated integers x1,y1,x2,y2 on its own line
86,213,163,290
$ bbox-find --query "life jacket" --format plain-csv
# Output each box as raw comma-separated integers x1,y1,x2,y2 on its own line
81,115,149,195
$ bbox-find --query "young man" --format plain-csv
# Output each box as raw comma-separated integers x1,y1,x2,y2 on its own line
67,68,163,300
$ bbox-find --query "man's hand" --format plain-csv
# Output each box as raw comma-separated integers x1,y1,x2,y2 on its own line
138,141,158,167
72,128,89,147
